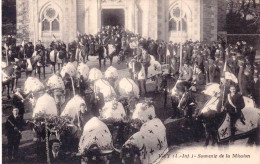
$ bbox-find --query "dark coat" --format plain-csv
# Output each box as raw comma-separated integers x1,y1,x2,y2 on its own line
224,93,245,113
240,74,253,96
213,65,220,83
5,115,25,139
97,45,105,59
89,41,95,55
209,65,216,83
24,44,34,58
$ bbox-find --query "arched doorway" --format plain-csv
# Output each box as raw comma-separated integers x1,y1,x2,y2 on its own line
101,9,125,27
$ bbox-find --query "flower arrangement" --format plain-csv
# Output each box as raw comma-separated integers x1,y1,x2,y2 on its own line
32,112,73,134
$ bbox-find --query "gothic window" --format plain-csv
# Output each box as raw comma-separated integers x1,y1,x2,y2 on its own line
42,19,50,31
169,5,188,32
52,19,59,31
41,7,60,32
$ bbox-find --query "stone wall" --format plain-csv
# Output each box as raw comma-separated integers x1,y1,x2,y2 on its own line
217,0,227,32
16,0,30,44
191,0,201,41
202,0,218,41
157,0,165,40
17,0,225,44
77,0,85,34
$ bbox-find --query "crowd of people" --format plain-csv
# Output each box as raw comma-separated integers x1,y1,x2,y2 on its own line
2,25,260,162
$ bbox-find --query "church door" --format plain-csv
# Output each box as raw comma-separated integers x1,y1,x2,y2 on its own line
101,9,125,27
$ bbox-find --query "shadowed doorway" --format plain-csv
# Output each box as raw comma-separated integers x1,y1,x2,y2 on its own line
101,9,125,27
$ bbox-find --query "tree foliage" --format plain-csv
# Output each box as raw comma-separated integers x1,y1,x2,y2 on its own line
2,0,16,24
2,0,16,35
226,0,260,34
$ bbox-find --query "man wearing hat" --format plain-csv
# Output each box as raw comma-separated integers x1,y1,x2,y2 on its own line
180,61,193,81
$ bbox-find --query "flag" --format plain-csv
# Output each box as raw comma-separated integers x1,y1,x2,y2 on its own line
223,60,238,83
224,71,238,83
52,34,56,41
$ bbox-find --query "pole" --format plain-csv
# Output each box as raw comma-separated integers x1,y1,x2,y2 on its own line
179,0,183,72
6,45,9,65
221,60,227,109
70,76,76,96
45,120,51,164
32,3,36,51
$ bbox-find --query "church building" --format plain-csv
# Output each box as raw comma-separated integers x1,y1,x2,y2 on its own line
16,0,227,46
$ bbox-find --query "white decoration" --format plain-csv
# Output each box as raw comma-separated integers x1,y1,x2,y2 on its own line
33,93,58,117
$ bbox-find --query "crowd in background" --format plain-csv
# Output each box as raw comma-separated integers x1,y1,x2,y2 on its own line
2,25,260,107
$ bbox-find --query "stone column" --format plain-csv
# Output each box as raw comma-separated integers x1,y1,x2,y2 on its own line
134,0,139,34
148,0,158,40
69,0,77,42
97,0,102,33
85,0,90,34
157,0,166,41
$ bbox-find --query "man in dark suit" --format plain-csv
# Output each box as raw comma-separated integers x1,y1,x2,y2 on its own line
24,42,34,59
223,85,245,142
97,44,106,69
35,40,44,52
240,69,253,97
5,108,27,161
208,58,216,83
39,137,68,164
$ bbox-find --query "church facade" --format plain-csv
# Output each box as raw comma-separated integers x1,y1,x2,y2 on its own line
16,0,227,46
